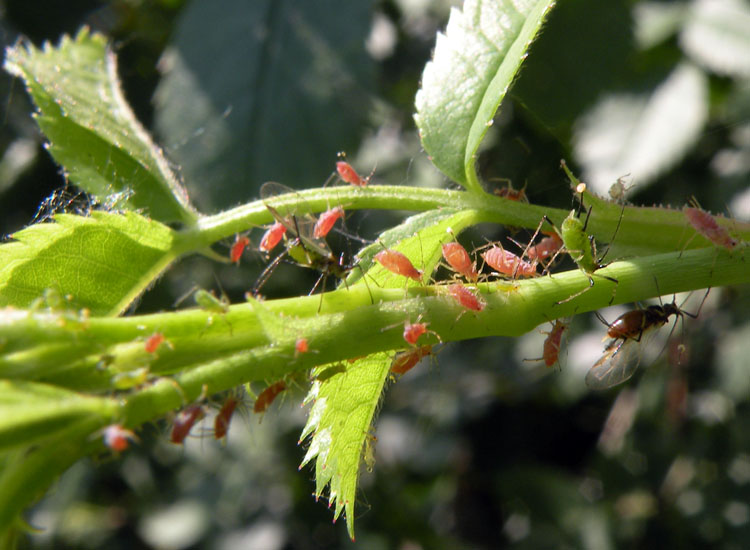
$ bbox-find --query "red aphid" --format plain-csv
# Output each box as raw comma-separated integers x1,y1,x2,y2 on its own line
259,222,287,253
391,345,433,375
144,332,165,354
313,206,345,239
171,405,206,444
526,231,564,262
543,320,567,367
493,184,527,202
481,246,537,278
442,242,479,281
683,206,738,250
214,396,238,440
230,235,251,263
374,249,422,281
295,338,309,354
447,283,484,312
403,322,428,346
103,424,136,452
336,161,369,187
254,381,286,413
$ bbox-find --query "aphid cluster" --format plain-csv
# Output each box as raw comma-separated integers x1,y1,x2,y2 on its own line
213,157,731,413
242,159,626,383
124,384,289,450
250,180,364,304
100,158,731,488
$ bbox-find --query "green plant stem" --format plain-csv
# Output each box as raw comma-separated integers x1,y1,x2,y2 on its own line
119,245,747,427
177,185,750,258
3,247,745,397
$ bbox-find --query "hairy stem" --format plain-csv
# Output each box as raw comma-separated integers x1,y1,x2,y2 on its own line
177,185,750,259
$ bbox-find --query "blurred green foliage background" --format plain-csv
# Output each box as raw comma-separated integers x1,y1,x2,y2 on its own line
1,0,749,548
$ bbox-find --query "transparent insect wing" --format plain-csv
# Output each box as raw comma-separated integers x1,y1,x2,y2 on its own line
585,338,643,389
585,317,669,390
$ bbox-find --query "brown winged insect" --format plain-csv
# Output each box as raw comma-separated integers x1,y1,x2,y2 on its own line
586,291,708,390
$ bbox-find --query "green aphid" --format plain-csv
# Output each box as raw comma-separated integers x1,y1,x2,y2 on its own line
286,240,347,278
31,287,70,312
194,289,229,314
556,161,619,304
112,367,149,390
560,207,607,276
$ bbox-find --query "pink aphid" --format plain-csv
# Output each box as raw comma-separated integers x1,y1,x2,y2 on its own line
259,222,287,253
526,231,564,262
481,246,537,278
214,396,238,440
403,322,428,346
295,338,309,354
447,283,484,312
313,206,345,239
144,332,165,354
543,320,567,367
683,206,738,250
103,424,137,452
391,345,433,375
230,235,251,263
337,160,369,187
374,249,422,282
442,242,479,281
171,405,206,444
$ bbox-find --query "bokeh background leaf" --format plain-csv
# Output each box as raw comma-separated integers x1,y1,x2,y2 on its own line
154,0,375,210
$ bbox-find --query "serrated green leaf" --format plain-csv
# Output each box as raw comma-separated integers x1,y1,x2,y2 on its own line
361,209,485,288
573,63,708,193
414,0,556,192
303,209,484,539
300,353,391,540
680,0,750,77
0,380,116,451
350,208,484,285
154,0,375,209
3,28,197,224
0,211,176,315
349,208,459,284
